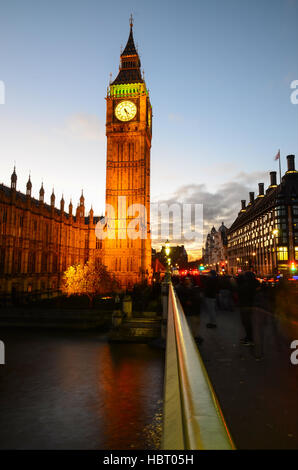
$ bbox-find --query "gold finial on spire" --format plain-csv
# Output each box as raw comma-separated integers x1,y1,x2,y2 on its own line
129,13,133,29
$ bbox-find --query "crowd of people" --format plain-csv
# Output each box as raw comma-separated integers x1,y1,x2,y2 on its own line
172,270,293,354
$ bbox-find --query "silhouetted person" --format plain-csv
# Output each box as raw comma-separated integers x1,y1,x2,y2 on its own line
218,275,233,311
253,281,269,359
176,277,203,345
204,270,219,328
237,271,259,346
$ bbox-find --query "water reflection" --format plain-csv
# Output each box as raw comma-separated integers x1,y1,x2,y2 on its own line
0,330,164,449
97,343,163,449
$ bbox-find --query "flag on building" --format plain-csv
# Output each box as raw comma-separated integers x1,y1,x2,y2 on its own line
274,149,280,161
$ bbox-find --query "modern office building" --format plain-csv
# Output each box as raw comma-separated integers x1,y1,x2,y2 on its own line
227,155,298,277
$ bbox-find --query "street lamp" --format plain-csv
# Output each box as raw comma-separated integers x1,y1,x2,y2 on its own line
165,239,170,257
165,240,171,282
236,257,241,273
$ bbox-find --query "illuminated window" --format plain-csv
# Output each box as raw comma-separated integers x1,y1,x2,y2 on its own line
277,247,288,261
295,247,298,261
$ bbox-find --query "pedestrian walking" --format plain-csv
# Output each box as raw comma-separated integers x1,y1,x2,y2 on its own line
204,270,219,328
237,271,259,346
176,277,203,345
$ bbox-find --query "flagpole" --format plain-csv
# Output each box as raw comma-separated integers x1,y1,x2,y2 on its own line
279,149,282,184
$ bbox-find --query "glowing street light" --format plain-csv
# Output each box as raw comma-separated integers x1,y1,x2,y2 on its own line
165,239,170,257
164,240,171,282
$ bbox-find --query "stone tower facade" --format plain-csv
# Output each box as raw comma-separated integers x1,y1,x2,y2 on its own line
104,20,152,288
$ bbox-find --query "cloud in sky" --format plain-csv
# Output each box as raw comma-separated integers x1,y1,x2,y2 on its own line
151,169,268,259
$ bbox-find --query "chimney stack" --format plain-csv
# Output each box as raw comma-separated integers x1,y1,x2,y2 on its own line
287,154,295,172
249,192,254,204
258,183,264,197
241,200,246,211
269,171,277,187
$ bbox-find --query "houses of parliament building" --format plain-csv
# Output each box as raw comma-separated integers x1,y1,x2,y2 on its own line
0,170,104,303
0,19,152,303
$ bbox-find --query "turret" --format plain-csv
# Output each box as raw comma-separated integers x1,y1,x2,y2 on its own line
11,166,17,190
60,195,65,212
26,175,32,197
77,190,85,220
89,206,94,225
39,183,45,203
80,190,85,207
50,188,55,208
69,199,73,217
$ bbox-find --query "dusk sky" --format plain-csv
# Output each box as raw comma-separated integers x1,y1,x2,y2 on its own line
0,0,297,256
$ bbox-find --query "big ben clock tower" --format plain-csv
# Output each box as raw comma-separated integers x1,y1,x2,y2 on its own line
104,17,152,288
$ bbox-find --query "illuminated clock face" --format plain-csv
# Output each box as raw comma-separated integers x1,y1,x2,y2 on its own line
115,101,137,121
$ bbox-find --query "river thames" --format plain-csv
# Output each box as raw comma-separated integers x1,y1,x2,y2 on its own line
0,329,164,449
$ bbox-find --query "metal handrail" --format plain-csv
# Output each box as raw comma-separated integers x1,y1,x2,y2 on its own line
162,283,235,450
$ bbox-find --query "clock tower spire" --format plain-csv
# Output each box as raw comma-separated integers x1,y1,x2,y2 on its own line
104,19,152,288
110,17,143,87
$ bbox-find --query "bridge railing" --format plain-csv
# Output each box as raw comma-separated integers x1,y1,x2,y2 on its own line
162,282,235,450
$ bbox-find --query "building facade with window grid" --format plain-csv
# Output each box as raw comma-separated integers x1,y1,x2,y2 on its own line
227,155,298,277
0,169,104,304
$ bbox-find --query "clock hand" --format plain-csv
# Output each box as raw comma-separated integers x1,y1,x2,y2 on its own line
124,108,129,115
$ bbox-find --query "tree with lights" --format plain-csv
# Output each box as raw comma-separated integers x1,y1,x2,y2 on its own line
62,261,119,307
